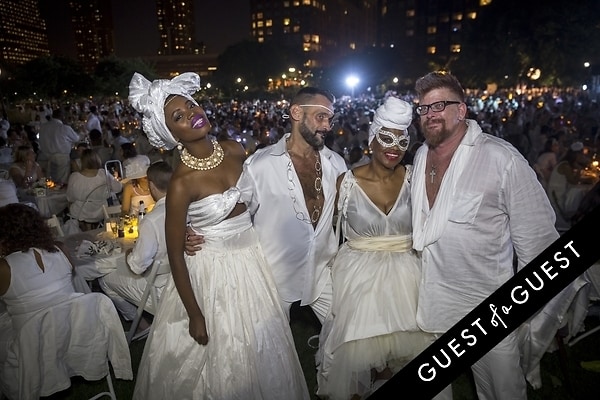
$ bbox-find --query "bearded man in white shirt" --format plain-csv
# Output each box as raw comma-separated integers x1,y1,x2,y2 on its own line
186,87,347,323
410,71,559,400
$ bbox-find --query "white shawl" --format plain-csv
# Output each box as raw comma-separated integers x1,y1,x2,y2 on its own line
412,120,479,250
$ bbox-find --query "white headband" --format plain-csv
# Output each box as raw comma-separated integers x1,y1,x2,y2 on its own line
369,96,413,144
128,72,201,150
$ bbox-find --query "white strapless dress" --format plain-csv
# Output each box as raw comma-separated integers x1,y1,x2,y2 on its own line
133,187,309,400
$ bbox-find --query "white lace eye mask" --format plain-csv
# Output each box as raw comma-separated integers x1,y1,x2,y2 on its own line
375,129,409,151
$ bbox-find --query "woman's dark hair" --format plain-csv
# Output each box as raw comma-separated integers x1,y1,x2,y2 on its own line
0,203,58,255
121,142,138,159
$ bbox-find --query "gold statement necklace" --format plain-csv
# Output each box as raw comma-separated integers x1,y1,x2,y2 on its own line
179,139,224,170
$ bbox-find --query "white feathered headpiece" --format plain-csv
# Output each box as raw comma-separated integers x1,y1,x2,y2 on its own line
368,96,413,144
128,72,201,150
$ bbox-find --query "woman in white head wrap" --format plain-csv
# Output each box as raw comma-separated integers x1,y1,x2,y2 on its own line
316,96,436,400
127,72,309,400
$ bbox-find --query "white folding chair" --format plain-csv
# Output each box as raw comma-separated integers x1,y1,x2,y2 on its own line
0,293,132,400
126,260,169,344
46,214,65,238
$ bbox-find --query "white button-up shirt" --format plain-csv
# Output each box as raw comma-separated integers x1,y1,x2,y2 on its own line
411,120,559,333
238,134,347,305
127,196,170,288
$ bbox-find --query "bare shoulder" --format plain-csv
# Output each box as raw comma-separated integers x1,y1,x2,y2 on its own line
220,139,245,155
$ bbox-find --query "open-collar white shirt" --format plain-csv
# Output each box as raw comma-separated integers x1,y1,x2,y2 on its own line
411,120,559,332
238,133,347,305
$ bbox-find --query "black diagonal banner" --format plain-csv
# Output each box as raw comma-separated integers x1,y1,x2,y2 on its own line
370,204,600,400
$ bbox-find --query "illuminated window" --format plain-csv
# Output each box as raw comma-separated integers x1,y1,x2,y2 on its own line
349,42,356,50
258,37,264,43
257,21,264,28
480,0,493,5
293,0,300,6
450,44,461,53
284,1,290,7
303,0,310,4
257,12,263,19
266,19,272,27
467,12,477,19
453,12,463,21
406,9,415,17
283,18,290,26
427,26,437,34
312,35,320,44
293,25,300,32
427,46,436,54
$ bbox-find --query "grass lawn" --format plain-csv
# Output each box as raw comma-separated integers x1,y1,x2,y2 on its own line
41,302,600,400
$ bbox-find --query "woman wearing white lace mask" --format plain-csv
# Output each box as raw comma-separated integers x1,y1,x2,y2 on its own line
316,96,438,400
127,72,309,400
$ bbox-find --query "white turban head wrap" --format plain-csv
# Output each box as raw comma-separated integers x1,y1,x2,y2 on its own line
128,72,201,150
368,96,413,144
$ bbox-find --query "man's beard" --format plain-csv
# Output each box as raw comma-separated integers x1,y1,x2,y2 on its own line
299,120,325,150
422,118,452,149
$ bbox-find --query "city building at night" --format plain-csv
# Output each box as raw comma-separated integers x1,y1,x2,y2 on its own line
69,0,115,73
0,0,50,66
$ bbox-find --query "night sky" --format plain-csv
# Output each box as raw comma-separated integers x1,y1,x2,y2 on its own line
38,0,251,58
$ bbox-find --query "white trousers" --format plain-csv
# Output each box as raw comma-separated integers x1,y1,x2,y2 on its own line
281,273,333,325
471,331,527,400
98,261,162,321
47,153,71,184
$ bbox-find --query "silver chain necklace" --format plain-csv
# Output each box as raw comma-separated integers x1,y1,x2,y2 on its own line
286,152,323,225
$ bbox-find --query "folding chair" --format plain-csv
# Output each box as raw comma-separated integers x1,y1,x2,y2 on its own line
126,260,169,344
46,214,65,238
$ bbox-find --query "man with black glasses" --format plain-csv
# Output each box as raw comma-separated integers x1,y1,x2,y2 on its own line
410,71,559,400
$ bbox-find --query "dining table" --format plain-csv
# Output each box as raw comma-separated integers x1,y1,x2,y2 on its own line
61,227,137,293
18,186,69,218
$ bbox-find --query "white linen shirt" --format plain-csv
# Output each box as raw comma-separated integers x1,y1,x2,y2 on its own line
411,120,559,333
238,133,347,305
126,197,169,288
38,118,80,155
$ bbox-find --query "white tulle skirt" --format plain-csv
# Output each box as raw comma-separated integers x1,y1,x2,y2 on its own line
316,242,435,400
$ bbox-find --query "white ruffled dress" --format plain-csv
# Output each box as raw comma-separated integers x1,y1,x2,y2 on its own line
316,169,435,400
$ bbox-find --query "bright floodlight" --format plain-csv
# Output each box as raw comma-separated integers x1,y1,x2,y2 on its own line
346,75,359,97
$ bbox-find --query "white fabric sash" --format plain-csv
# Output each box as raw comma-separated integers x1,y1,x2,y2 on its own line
347,234,413,252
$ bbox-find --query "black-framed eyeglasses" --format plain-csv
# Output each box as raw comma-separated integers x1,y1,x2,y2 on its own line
415,100,461,116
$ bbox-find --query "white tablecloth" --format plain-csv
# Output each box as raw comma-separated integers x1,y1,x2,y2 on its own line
18,188,69,218
61,229,136,293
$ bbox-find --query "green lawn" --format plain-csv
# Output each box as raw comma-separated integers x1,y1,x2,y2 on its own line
42,303,600,400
